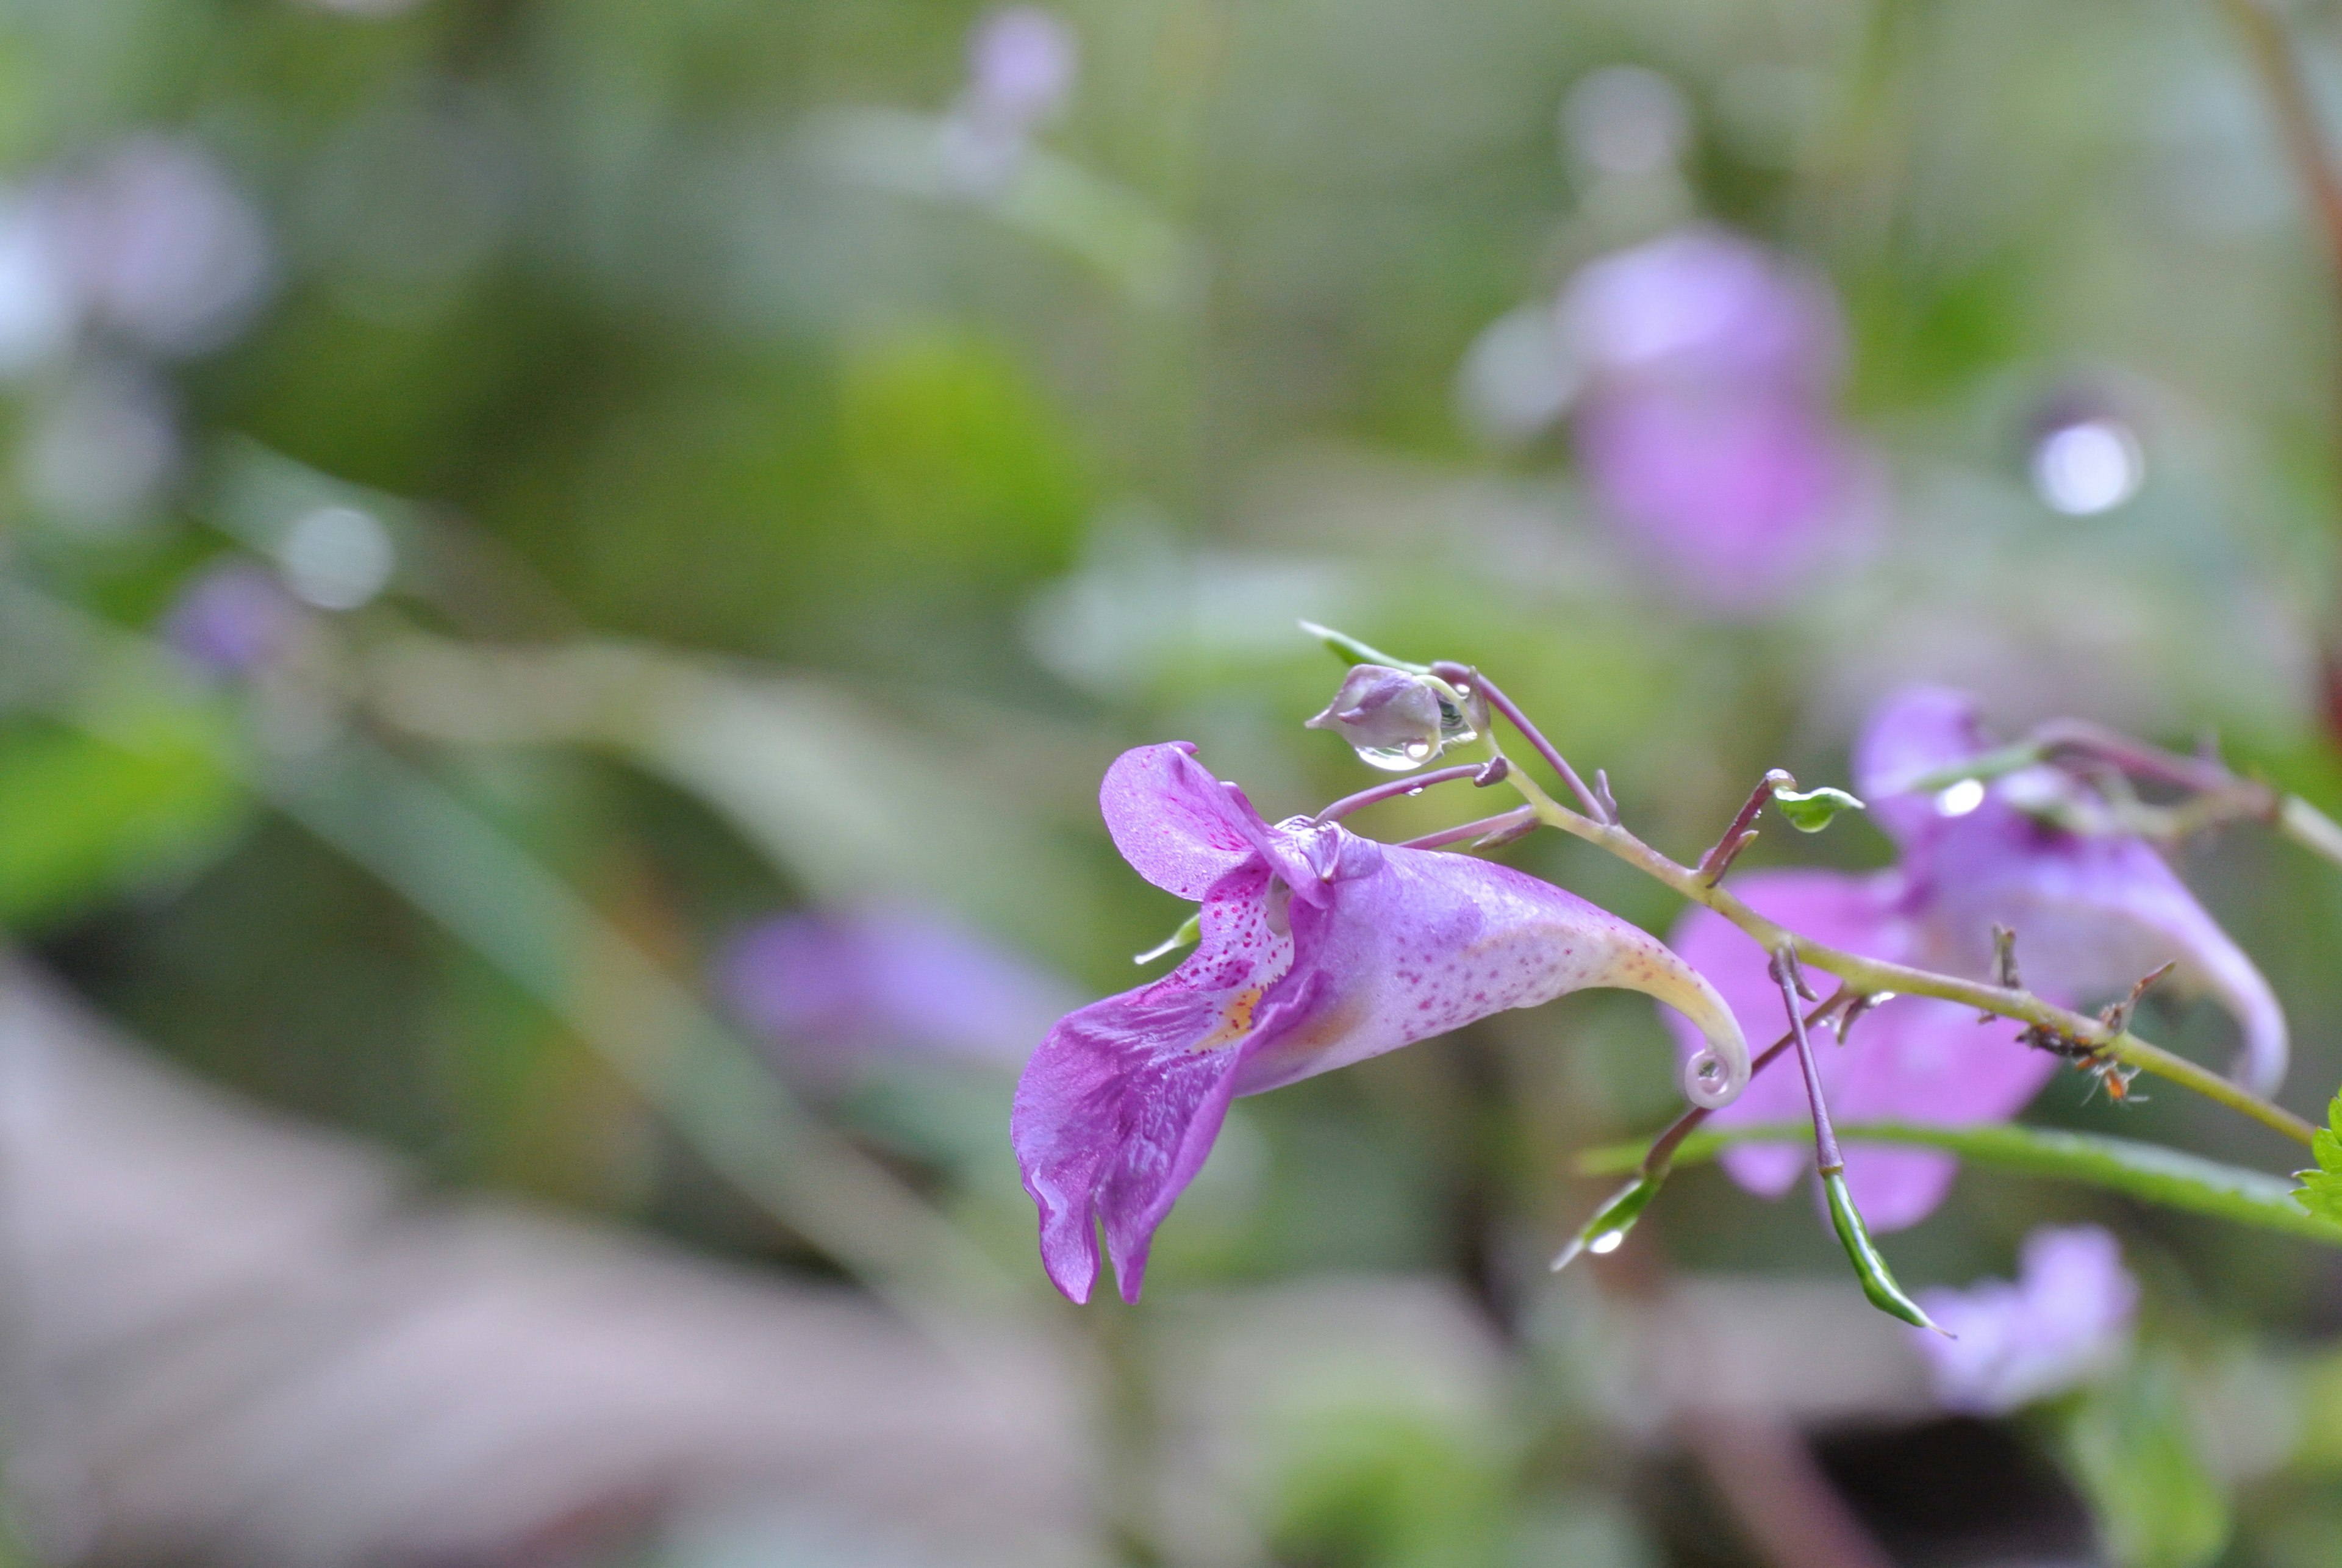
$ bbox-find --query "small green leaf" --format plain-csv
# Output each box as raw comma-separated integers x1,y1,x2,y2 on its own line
1550,1172,1666,1271
1770,783,1866,833
2291,1089,2342,1226
1134,911,1203,964
0,706,248,929
2063,1354,2231,1568
1295,620,1430,675
1583,1120,2342,1247
1822,1169,1943,1331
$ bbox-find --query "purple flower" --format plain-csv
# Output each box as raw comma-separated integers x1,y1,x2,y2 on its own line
940,8,1077,193
161,559,306,678
965,7,1077,128
1913,1225,2138,1413
1556,226,1861,612
43,137,272,358
720,906,1075,1073
1013,742,1751,1303
1663,687,2286,1230
1302,664,1470,771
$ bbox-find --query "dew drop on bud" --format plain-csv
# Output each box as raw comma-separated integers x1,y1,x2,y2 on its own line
1307,664,1474,771
1588,1230,1625,1255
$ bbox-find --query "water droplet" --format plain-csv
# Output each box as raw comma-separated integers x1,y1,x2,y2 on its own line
1935,778,1986,818
1433,693,1478,750
1588,1230,1626,1255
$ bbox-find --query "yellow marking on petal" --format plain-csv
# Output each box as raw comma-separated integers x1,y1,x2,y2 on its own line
1193,987,1263,1051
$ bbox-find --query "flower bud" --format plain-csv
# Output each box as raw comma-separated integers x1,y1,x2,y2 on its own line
1304,664,1476,771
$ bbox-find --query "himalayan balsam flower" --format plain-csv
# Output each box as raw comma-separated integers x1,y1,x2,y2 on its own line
941,7,1076,193
1013,742,1750,1303
1914,1225,2138,1413
1664,687,2285,1230
720,906,1075,1073
1557,226,1861,612
965,7,1077,128
162,560,306,678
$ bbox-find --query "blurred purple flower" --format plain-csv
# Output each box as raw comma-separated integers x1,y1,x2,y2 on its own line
1556,226,1863,611
720,906,1075,1072
1014,742,1750,1303
42,137,272,357
1664,687,2285,1230
965,7,1077,128
1914,1225,2138,1412
162,560,306,678
940,8,1077,193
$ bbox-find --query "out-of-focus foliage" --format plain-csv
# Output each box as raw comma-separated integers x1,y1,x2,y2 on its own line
2295,1090,2342,1226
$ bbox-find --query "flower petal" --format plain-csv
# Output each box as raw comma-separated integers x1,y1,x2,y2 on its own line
1575,388,1848,611
1666,871,1908,1197
1852,686,1994,847
1664,868,2054,1227
1831,996,2057,1230
1011,865,1295,1303
1098,742,1301,900
1236,837,1749,1109
1916,811,2288,1095
1014,824,1753,1303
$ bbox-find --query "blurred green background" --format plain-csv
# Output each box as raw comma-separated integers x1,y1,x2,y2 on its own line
10,0,2342,1564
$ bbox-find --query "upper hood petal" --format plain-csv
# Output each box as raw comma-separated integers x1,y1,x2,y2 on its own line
1916,812,2288,1095
1098,742,1297,900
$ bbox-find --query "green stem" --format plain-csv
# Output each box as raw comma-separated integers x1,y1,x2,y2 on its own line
1471,732,2318,1148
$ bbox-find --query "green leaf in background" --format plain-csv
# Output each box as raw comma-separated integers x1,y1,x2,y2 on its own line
0,706,246,929
1581,1121,2342,1246
2291,1090,2342,1226
1770,782,1866,832
2063,1354,2232,1568
837,324,1090,585
1267,1403,1506,1568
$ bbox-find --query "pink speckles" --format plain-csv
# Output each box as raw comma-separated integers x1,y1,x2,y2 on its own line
1015,741,1752,1304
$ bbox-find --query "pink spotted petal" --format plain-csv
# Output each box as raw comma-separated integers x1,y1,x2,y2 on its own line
1015,817,1752,1304
1236,839,1749,1106
1011,864,1301,1303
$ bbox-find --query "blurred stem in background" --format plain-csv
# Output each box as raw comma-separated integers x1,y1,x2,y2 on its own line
0,581,1048,1361
2217,0,2342,736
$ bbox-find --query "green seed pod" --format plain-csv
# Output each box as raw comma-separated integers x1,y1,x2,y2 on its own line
1824,1169,1947,1334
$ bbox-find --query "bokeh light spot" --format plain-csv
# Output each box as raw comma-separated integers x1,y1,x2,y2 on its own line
2030,418,2142,515
279,504,394,610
